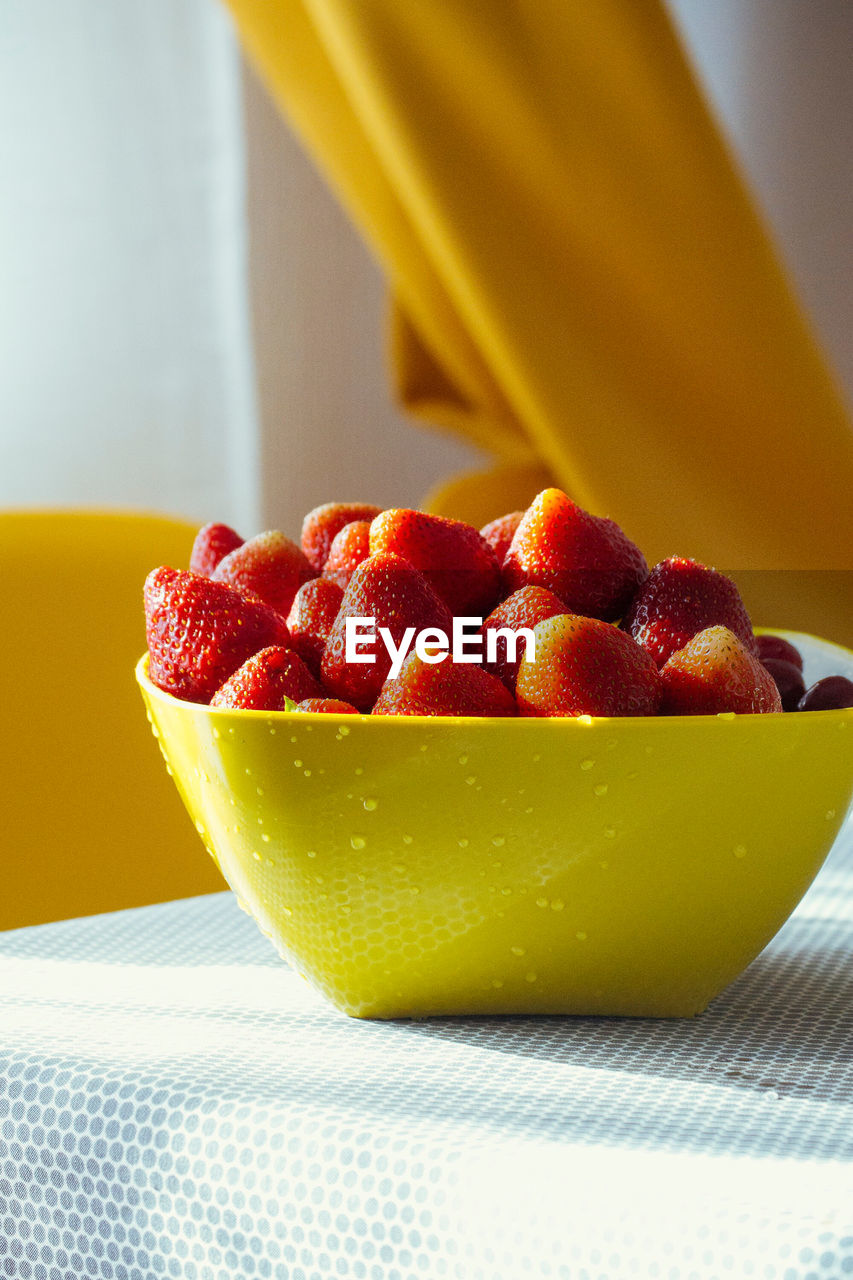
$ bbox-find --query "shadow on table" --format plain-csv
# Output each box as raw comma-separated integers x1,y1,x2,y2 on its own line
394,935,853,1107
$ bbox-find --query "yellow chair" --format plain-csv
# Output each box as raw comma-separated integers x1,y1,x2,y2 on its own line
0,511,225,931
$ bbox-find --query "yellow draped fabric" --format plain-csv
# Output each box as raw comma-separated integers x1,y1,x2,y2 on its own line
226,0,852,642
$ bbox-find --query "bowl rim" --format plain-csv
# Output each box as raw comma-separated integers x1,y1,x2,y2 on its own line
136,628,853,728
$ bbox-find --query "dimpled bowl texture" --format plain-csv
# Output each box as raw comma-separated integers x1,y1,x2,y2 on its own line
137,631,853,1019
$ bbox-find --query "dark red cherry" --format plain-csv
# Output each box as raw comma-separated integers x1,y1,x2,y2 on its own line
762,658,806,712
798,676,853,712
755,634,803,672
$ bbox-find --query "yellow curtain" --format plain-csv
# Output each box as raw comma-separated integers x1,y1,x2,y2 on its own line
226,0,853,643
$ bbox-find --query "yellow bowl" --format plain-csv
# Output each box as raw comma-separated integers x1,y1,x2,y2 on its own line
137,631,853,1019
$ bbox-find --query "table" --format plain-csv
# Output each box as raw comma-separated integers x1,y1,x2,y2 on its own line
2,815,852,1280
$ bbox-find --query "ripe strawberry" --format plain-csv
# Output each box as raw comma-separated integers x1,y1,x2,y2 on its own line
323,520,371,590
212,530,315,618
321,553,453,711
503,489,647,621
372,652,517,717
301,502,383,572
481,586,568,688
286,578,344,676
515,614,661,717
189,522,243,577
144,567,289,704
480,511,524,566
622,557,756,667
660,626,782,715
369,509,501,616
295,698,360,714
211,646,321,710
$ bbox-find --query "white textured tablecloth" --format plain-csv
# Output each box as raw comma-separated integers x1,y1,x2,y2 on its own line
2,814,852,1280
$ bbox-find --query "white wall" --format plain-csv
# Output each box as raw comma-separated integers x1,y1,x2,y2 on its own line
0,0,259,530
242,63,483,533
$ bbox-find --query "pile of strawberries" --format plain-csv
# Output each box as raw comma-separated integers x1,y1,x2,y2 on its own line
143,489,853,718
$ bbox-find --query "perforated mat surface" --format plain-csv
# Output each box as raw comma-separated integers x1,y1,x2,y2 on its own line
2,801,852,1280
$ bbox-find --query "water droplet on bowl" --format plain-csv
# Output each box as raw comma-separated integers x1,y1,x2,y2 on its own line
351,835,366,850
826,809,837,821
525,972,538,984
458,754,469,765
293,759,302,768
492,836,506,847
733,844,747,859
402,834,413,845
580,758,595,771
603,826,616,839
363,797,378,811
261,833,271,843
458,838,469,848
593,784,608,797
550,899,565,912
576,931,588,941
465,776,477,786
339,725,350,737
306,850,316,858
510,946,526,956
536,896,549,908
